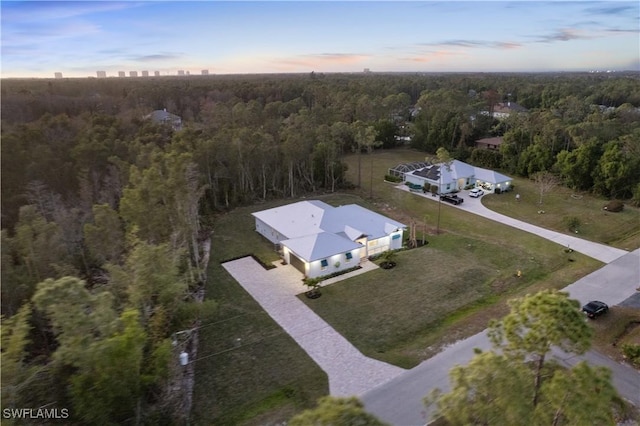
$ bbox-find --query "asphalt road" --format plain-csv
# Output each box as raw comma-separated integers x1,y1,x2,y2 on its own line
363,249,640,426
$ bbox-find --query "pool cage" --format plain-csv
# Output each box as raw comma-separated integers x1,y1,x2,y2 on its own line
388,161,431,181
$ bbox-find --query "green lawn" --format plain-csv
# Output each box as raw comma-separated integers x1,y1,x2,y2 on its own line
482,176,640,250
192,148,630,423
192,199,329,426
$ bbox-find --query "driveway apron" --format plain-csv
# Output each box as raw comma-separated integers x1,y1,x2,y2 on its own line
222,257,406,397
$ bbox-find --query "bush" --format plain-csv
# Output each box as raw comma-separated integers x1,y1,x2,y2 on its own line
604,200,624,212
622,343,640,366
384,174,403,183
563,216,581,232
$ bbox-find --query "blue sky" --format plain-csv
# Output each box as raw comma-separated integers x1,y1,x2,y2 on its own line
2,1,638,78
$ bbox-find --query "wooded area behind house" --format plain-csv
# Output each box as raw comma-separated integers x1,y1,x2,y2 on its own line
1,72,639,423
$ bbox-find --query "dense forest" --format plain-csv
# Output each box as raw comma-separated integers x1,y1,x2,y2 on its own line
2,72,640,423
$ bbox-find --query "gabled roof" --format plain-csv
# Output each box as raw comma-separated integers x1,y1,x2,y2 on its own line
283,232,362,262
253,200,406,263
407,159,512,185
473,168,512,183
321,204,405,240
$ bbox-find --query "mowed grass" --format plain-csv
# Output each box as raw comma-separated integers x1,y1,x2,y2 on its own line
193,148,621,422
192,198,326,426
482,176,640,250
291,149,605,367
192,193,379,425
300,234,600,368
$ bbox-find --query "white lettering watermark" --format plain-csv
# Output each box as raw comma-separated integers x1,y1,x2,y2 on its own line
2,408,69,420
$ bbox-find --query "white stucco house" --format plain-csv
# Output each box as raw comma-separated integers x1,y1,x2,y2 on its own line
404,160,512,194
252,200,406,278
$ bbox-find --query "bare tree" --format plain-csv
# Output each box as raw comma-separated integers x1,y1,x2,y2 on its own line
532,171,559,204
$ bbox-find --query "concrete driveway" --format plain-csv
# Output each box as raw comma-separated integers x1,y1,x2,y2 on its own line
398,186,628,264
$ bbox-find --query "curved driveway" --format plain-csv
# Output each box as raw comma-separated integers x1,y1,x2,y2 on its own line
398,186,628,264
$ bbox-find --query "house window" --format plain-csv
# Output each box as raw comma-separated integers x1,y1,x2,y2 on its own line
320,259,328,270
446,184,450,190
392,234,401,240
345,252,353,262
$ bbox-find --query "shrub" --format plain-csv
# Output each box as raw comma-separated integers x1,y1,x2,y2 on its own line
622,343,640,366
604,200,624,212
384,174,403,183
563,216,581,232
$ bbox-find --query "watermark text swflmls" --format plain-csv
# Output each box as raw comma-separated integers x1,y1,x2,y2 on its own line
3,408,69,420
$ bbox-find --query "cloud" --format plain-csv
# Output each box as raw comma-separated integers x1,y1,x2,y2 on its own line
132,53,184,62
274,53,370,69
1,1,142,23
401,50,463,63
584,4,638,16
536,28,592,43
420,40,522,50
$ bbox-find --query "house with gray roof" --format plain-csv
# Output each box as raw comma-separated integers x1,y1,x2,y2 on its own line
404,160,512,194
252,201,406,278
145,108,182,130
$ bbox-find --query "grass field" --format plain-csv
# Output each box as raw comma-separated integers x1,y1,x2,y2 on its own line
192,148,635,423
481,176,640,250
192,198,330,426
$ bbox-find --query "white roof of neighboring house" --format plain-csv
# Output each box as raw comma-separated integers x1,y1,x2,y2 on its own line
252,200,406,262
473,168,512,184
407,159,512,185
283,232,362,262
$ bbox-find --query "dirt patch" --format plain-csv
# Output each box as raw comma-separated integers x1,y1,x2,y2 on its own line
591,306,640,370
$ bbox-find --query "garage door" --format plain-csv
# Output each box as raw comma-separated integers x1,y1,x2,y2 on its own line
289,252,306,275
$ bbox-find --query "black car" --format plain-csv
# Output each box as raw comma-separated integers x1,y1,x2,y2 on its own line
440,194,464,205
582,301,609,319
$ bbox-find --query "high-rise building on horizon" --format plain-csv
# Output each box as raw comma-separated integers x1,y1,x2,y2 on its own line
97,71,107,78
177,70,185,76
129,71,138,77
141,70,149,77
154,71,160,76
54,72,63,79
118,71,126,77
201,70,209,75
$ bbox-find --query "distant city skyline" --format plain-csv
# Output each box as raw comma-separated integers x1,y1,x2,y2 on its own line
2,1,639,78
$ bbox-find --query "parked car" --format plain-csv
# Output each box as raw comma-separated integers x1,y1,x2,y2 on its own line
440,194,464,205
469,188,484,198
582,301,609,319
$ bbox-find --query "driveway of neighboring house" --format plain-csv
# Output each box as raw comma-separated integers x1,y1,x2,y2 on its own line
221,257,406,397
398,186,628,264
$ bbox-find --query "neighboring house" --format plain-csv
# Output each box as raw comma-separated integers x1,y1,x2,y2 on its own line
145,109,183,130
404,160,512,194
490,101,528,119
252,200,406,278
475,136,503,150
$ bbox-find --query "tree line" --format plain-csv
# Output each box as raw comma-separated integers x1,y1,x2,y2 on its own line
1,71,639,423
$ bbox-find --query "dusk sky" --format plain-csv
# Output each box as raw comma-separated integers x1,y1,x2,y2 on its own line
2,1,639,78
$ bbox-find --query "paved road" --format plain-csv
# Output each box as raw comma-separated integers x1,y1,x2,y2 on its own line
363,248,640,425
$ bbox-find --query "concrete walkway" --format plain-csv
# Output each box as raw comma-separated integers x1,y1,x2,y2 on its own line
398,186,629,264
222,257,405,397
